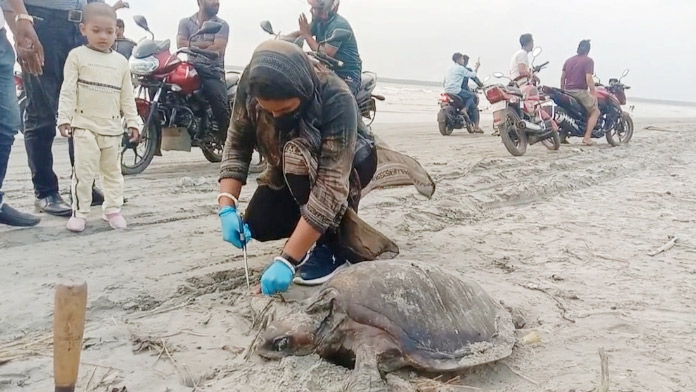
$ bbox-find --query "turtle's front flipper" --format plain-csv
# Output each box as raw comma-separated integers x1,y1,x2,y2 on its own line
343,344,388,392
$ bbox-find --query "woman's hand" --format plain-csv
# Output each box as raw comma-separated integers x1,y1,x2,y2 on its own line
219,206,251,248
260,258,295,296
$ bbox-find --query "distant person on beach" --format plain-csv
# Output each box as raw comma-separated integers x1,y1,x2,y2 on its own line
113,18,136,59
510,33,534,83
57,3,140,232
2,0,128,218
561,40,599,146
443,52,483,133
289,0,362,96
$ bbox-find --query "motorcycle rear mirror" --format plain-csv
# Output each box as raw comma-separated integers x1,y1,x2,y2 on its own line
620,68,630,81
483,75,491,82
532,46,542,58
293,36,305,47
133,15,150,32
196,21,222,36
260,20,275,35
323,29,352,45
493,72,505,78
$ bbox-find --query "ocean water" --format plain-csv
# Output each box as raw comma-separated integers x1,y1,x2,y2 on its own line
373,82,696,125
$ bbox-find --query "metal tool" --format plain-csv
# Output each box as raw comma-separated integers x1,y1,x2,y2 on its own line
241,233,250,289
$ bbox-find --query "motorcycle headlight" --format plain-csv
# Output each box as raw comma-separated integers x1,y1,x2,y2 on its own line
129,56,159,76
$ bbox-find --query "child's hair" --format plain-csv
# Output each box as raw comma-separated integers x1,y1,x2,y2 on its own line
83,3,117,24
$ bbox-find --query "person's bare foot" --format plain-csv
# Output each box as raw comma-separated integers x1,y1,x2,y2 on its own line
582,139,595,146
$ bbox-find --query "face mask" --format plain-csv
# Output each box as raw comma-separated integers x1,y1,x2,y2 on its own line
273,109,303,132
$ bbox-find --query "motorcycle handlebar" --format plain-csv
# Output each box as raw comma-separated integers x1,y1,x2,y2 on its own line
310,51,343,69
180,47,220,60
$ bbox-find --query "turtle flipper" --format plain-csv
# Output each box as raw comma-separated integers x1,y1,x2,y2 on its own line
343,345,388,392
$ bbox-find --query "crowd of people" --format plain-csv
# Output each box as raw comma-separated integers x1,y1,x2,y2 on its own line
442,33,600,144
0,0,428,297
0,0,604,297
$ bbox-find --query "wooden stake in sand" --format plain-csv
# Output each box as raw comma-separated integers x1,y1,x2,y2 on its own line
648,236,678,256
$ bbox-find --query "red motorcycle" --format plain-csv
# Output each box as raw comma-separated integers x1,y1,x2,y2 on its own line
543,69,633,146
483,47,560,156
124,15,233,175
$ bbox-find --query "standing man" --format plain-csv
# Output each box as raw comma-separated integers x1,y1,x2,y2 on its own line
177,0,230,140
443,53,483,133
3,0,128,217
510,33,534,83
296,0,362,97
0,3,39,226
561,40,599,146
113,18,136,59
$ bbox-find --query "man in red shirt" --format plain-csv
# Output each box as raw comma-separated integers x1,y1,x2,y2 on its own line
561,40,599,146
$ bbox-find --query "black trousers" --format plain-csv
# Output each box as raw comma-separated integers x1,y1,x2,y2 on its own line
195,65,230,139
22,7,84,198
245,141,377,261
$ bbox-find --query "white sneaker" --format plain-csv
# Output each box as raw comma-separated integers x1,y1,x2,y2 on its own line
103,213,128,230
66,217,86,233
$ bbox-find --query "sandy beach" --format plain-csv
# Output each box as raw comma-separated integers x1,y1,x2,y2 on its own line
1,88,695,391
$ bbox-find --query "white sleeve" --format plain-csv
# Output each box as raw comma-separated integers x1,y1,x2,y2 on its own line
516,51,529,67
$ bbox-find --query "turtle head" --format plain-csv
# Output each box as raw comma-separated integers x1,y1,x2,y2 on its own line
257,312,319,360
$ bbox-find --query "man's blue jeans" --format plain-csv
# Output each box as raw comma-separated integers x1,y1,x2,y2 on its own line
457,89,479,124
0,29,21,206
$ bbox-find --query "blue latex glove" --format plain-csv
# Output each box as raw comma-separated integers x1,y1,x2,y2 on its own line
261,259,295,296
219,206,251,249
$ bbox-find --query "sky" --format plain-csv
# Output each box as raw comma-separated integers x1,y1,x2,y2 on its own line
12,0,696,102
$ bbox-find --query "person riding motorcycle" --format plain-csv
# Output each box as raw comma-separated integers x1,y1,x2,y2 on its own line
561,40,599,146
289,0,362,96
443,53,483,133
177,0,231,141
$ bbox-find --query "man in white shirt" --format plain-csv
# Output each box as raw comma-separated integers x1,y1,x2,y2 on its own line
509,33,534,82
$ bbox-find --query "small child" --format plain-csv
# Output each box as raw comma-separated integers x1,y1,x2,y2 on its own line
57,3,140,233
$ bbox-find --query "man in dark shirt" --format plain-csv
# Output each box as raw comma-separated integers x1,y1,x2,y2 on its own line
296,0,362,96
113,18,136,59
561,40,599,146
177,0,231,140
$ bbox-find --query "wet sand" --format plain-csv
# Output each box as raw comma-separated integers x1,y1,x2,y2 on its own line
1,114,695,391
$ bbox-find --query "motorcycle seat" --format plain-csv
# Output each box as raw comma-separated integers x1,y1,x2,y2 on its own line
505,85,524,97
445,93,466,109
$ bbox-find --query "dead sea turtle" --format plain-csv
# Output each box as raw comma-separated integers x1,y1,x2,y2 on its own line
257,260,516,391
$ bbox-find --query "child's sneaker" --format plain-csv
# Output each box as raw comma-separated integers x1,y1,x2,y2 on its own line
66,217,86,233
103,212,127,230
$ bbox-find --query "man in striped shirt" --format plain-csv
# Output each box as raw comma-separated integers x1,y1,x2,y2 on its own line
2,0,127,216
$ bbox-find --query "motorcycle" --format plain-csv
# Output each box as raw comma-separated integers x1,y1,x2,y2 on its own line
123,16,236,175
259,21,385,126
543,69,633,146
14,71,26,134
437,86,481,136
483,47,560,156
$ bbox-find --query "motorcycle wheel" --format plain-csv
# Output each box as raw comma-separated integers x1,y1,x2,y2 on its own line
500,108,528,156
437,108,453,136
540,130,561,151
121,113,160,176
606,113,634,146
201,140,223,163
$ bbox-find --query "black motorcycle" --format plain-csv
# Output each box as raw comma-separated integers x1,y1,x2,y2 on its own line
437,87,481,136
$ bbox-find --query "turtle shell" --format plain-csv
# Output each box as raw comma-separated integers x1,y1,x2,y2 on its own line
310,260,516,371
